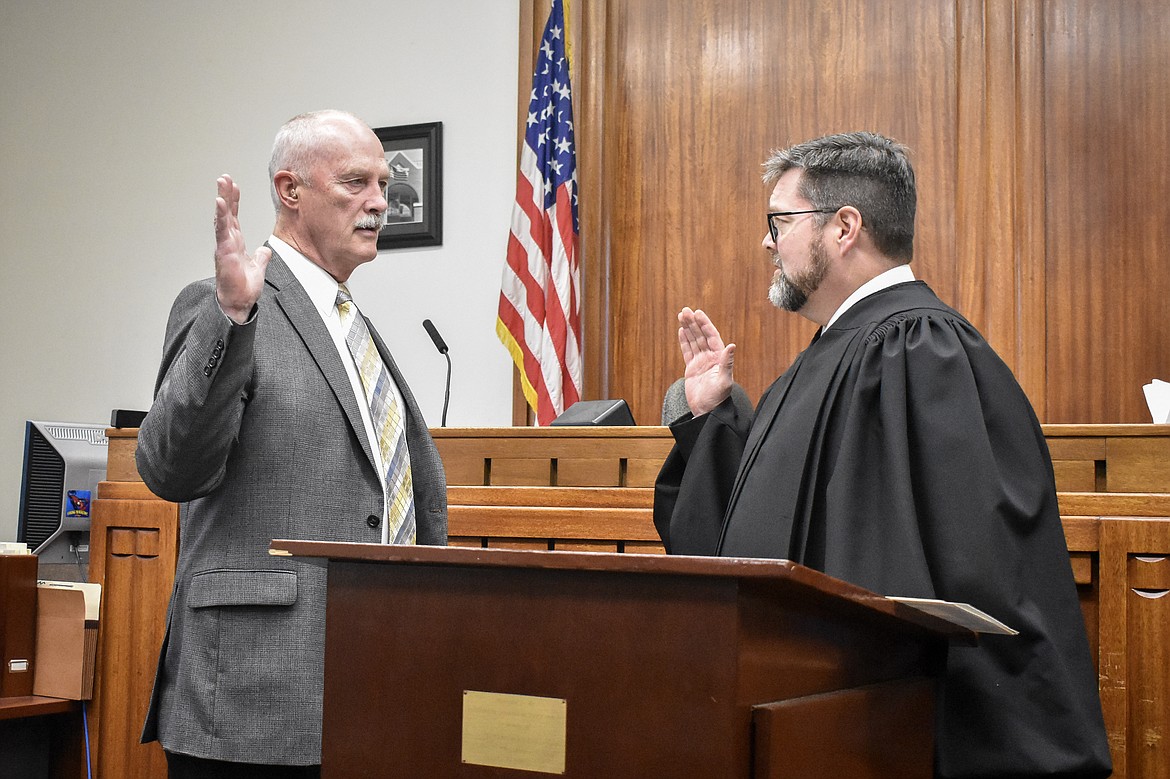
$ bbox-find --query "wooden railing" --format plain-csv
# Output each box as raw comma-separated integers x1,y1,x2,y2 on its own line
435,427,670,553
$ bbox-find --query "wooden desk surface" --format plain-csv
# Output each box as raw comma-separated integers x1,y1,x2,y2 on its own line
0,696,78,721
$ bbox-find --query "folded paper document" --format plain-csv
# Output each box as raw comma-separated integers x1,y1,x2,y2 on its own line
34,580,101,699
1143,379,1170,423
888,596,1018,635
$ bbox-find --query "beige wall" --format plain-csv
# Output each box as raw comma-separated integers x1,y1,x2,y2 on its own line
0,1,522,541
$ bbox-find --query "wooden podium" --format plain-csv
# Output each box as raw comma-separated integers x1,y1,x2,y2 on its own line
272,542,977,778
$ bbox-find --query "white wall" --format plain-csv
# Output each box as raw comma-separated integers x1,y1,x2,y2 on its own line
0,1,521,541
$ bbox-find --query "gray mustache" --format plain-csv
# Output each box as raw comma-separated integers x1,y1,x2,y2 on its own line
355,214,385,230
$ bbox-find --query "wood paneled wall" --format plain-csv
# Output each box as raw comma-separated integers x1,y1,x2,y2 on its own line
517,0,1170,425
1043,0,1170,422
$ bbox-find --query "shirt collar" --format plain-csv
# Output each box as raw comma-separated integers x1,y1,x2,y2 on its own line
824,264,916,331
268,236,342,322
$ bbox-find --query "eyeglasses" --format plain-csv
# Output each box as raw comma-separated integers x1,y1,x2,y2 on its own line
767,208,840,243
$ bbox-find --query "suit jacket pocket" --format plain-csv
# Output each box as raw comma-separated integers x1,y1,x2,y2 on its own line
187,569,298,608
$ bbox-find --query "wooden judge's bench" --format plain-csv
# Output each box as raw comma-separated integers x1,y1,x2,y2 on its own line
85,425,1170,778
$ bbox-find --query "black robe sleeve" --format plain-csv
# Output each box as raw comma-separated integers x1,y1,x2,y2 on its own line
653,395,753,555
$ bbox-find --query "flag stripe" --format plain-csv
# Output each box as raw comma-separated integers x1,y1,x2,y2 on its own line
497,0,582,425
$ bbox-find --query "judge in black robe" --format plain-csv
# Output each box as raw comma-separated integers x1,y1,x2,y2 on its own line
654,132,1111,778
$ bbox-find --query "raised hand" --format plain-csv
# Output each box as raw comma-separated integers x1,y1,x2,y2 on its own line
677,307,735,416
214,174,271,323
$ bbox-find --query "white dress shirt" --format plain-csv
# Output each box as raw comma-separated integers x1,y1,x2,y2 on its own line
824,264,916,331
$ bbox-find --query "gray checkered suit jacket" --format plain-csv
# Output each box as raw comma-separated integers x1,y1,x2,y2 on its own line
136,252,447,765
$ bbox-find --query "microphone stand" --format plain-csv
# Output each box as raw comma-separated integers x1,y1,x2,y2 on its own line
440,350,451,427
422,319,451,426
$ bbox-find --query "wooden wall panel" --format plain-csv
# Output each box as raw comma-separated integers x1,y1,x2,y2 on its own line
954,0,1050,412
1043,0,1170,422
578,0,962,426
516,0,1170,426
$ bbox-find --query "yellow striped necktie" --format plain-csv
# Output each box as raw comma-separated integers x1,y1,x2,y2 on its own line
335,284,415,544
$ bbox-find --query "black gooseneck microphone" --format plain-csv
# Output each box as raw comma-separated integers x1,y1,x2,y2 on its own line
422,319,451,426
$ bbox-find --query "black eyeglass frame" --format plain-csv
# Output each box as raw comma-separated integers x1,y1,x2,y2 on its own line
766,208,841,243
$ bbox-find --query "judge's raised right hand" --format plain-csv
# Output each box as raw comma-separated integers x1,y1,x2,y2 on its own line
677,307,735,417
214,174,271,324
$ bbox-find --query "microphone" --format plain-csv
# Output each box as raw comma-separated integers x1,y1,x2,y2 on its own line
422,319,451,426
422,319,448,355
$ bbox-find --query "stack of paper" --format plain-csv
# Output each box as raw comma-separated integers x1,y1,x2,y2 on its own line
1143,380,1170,423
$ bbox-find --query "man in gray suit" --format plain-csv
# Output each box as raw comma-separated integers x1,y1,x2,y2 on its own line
136,110,447,777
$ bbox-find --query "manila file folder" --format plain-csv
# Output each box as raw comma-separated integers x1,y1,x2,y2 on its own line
33,580,101,700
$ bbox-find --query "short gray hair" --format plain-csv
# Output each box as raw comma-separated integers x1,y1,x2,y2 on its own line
268,110,367,210
763,131,916,261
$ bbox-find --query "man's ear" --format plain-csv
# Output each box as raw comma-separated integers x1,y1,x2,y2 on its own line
834,205,864,252
274,171,300,209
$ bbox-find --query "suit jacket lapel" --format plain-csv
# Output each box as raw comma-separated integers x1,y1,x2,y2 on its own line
264,252,379,472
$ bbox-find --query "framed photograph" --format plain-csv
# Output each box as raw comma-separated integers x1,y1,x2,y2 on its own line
373,121,442,249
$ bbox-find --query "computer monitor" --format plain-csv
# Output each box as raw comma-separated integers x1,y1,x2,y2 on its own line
16,420,108,579
549,399,636,426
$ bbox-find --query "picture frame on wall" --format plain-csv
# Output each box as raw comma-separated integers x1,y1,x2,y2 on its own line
374,121,443,249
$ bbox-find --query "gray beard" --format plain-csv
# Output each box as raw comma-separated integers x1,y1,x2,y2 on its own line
768,237,830,312
768,268,808,311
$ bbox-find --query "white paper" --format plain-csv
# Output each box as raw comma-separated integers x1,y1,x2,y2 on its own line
38,580,102,620
888,596,1018,635
1142,379,1170,423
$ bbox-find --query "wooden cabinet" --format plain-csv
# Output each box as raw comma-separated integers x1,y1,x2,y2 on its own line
1045,425,1170,778
85,430,174,779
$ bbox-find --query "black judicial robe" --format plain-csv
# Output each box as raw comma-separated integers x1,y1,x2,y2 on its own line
654,281,1112,778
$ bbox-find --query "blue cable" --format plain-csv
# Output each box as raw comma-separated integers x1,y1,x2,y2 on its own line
82,699,92,778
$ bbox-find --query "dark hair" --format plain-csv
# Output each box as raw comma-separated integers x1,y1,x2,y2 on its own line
763,132,916,261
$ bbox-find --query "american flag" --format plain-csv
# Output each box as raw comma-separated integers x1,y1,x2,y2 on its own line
496,0,581,425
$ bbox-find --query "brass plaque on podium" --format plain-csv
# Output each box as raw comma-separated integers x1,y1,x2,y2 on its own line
461,690,567,774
